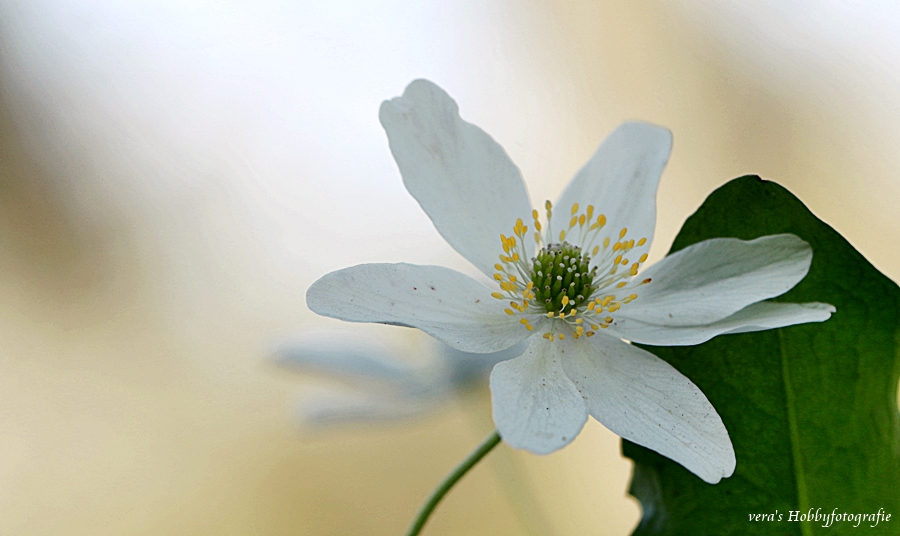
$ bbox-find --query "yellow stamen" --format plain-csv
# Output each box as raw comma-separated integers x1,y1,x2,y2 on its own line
571,203,579,215
619,227,628,239
637,237,647,246
504,308,514,315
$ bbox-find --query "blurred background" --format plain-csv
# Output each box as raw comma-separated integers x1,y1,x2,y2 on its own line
2,1,899,534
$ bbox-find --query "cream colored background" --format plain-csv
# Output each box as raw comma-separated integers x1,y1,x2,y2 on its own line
1,1,898,534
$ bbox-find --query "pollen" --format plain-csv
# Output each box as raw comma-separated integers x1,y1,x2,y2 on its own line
494,200,652,338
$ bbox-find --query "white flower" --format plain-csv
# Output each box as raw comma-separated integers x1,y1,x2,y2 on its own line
306,79,835,483
274,331,525,428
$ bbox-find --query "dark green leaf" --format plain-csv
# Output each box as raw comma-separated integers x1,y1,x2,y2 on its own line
624,176,900,535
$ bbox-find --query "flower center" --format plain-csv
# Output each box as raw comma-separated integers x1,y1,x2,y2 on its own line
490,200,653,341
530,242,597,315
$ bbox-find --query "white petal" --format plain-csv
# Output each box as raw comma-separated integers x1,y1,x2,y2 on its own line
434,340,530,386
490,337,588,454
624,234,813,326
555,122,671,251
295,386,436,428
561,334,735,483
307,263,535,353
610,301,835,346
275,333,416,384
379,80,533,278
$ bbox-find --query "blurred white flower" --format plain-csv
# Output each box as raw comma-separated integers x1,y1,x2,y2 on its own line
307,79,834,483
275,331,526,428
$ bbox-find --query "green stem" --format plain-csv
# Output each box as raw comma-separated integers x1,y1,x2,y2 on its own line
405,429,502,536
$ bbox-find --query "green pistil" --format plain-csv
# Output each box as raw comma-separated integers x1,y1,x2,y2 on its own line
530,242,597,315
